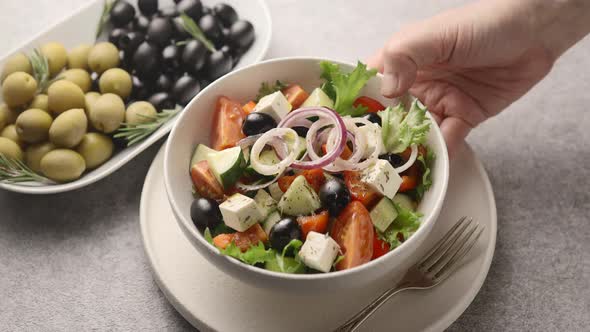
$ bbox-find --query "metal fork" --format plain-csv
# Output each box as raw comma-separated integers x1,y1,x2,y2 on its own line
334,217,484,332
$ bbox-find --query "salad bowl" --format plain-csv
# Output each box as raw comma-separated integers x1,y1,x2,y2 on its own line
164,57,450,292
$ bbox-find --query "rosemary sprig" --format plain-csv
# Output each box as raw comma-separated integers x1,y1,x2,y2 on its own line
29,49,52,93
114,107,181,146
0,153,52,184
179,13,217,52
96,0,115,39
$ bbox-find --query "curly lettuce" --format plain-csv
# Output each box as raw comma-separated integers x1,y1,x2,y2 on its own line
414,147,435,199
378,203,422,250
319,61,377,116
379,99,431,153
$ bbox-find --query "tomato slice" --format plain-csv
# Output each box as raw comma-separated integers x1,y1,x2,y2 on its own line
277,169,325,193
191,160,224,200
343,171,381,208
399,163,420,192
242,101,256,114
213,224,268,252
331,201,374,270
297,210,329,239
321,143,353,160
353,96,386,113
372,232,390,259
282,84,309,109
210,96,246,150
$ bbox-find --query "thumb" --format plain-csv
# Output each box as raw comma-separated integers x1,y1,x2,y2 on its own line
381,23,456,97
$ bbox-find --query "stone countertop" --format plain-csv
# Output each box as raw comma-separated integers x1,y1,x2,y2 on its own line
0,0,588,331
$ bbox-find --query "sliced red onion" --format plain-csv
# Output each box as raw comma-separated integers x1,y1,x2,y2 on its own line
395,144,418,173
250,128,301,176
235,171,285,191
237,134,262,149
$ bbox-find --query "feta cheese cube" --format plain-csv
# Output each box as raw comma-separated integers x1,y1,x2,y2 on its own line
254,91,292,122
357,124,385,158
219,193,263,232
361,160,402,199
299,232,340,273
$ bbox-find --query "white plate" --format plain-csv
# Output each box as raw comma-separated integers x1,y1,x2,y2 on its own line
140,143,497,332
0,0,271,194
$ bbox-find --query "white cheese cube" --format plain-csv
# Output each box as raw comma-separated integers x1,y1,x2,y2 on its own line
254,91,292,122
361,160,402,199
299,231,340,273
357,124,385,158
219,193,263,232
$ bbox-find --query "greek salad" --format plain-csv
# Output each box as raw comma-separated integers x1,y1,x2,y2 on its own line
188,61,435,274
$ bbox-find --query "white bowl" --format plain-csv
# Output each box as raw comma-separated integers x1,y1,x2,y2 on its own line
164,57,450,293
0,0,271,194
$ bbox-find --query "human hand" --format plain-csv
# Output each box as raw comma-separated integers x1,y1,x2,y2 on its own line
368,0,590,156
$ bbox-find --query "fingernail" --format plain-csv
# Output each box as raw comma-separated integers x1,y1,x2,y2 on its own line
381,72,399,97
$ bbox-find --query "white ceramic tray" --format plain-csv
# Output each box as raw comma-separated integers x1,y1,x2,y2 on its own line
0,0,271,194
140,143,497,332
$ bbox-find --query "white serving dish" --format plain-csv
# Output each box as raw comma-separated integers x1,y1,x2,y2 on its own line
0,0,271,194
163,57,450,293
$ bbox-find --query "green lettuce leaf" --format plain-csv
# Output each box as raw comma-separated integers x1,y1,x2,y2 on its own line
378,203,423,250
271,239,305,273
219,241,276,266
414,147,435,199
379,99,431,153
319,61,377,116
255,80,288,102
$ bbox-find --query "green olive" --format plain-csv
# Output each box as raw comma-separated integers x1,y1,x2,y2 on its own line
49,108,87,148
0,136,23,161
40,149,86,182
1,124,26,148
1,53,32,82
2,72,37,108
99,68,132,99
40,42,67,77
88,93,125,133
0,104,19,126
15,108,53,144
67,44,92,70
25,142,55,173
87,42,119,74
30,94,49,111
76,133,114,169
125,101,157,125
84,92,101,117
47,80,85,115
60,69,92,93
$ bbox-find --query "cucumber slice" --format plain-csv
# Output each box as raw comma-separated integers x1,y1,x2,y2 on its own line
254,189,277,217
392,194,415,211
370,197,399,232
301,88,334,109
268,182,283,202
264,255,305,274
277,175,321,216
190,144,215,169
207,146,245,189
260,149,280,165
262,211,281,235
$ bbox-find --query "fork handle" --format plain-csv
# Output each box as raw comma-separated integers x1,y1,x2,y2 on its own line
333,283,414,332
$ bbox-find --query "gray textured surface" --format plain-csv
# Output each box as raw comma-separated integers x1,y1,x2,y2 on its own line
0,0,589,331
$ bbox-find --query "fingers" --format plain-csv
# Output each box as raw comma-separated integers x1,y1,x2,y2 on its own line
366,49,384,73
439,117,472,158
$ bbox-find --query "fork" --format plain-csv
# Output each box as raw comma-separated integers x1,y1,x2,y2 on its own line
334,217,484,332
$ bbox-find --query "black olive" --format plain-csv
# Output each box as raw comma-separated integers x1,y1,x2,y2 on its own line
159,5,178,17
364,113,382,126
132,42,161,79
138,0,159,16
131,75,150,100
292,126,309,138
177,0,203,20
200,79,210,89
173,0,182,3
319,179,351,216
108,28,128,46
199,14,222,44
206,50,232,80
118,49,131,71
171,16,191,40
202,5,211,15
270,218,302,252
133,15,151,32
190,197,222,229
162,44,181,68
172,76,201,106
212,3,238,27
379,154,405,168
242,112,276,136
90,72,100,91
219,44,231,55
147,17,173,47
119,31,145,55
148,92,175,111
155,73,174,92
182,40,208,75
228,20,255,49
221,27,231,40
110,1,136,27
